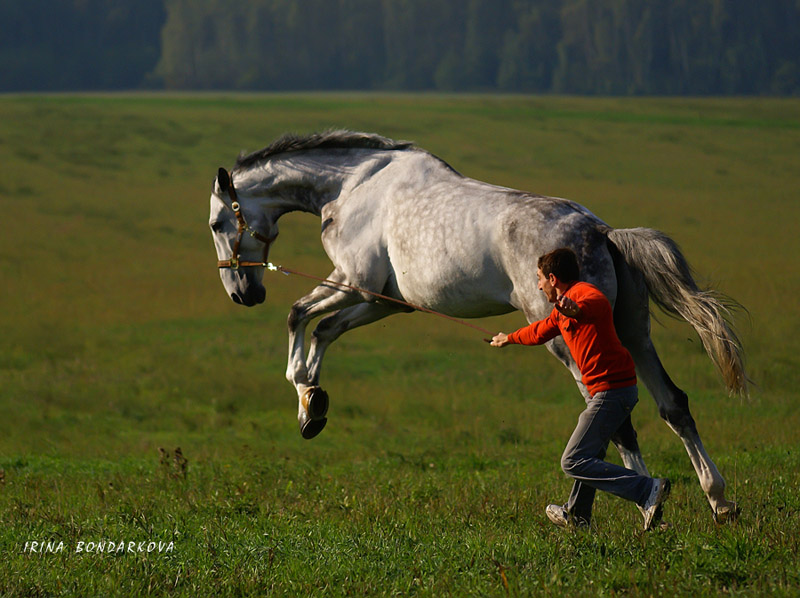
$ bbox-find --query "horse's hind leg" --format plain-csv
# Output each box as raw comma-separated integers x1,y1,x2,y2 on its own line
611,415,650,476
614,270,738,522
630,340,737,522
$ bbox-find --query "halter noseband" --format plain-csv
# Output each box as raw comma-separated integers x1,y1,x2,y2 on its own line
216,167,275,270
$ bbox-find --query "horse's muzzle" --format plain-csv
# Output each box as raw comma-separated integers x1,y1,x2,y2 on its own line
231,285,266,306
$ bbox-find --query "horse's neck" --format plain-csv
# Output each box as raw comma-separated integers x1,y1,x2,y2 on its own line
265,151,387,216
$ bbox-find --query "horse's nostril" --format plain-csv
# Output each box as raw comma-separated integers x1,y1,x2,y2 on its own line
231,293,242,305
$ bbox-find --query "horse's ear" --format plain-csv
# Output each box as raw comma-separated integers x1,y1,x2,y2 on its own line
217,167,230,193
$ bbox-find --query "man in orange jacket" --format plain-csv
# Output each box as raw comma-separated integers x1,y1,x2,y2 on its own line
490,247,670,530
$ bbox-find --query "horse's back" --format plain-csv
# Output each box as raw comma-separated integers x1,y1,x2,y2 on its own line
377,153,616,320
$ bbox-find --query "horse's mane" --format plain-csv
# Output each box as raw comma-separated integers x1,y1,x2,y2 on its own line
235,129,415,169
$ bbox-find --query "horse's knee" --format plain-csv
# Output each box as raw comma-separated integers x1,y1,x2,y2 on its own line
287,303,307,329
312,313,347,344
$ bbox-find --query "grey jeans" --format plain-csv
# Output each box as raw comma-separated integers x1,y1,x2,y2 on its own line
561,385,654,524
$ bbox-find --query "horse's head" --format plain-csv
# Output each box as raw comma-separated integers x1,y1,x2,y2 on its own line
210,167,279,307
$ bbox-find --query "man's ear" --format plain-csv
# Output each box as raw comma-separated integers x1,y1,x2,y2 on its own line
217,167,230,193
548,273,559,285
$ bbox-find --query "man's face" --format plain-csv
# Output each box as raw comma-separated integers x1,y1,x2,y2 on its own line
537,268,558,303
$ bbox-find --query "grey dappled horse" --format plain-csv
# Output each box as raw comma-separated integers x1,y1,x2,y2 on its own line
209,130,747,523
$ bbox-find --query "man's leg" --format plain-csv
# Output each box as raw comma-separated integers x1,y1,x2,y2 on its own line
560,386,652,506
565,465,600,524
562,412,637,523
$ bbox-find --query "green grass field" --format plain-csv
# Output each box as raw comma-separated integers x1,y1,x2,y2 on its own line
1,94,799,596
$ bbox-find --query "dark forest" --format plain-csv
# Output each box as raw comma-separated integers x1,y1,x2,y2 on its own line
2,0,799,94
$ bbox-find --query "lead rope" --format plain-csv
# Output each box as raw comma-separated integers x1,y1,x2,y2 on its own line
265,262,495,341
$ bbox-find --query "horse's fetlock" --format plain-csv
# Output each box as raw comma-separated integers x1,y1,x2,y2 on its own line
704,476,726,498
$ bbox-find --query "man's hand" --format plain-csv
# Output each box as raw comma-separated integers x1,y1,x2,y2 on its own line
490,332,510,347
555,295,581,318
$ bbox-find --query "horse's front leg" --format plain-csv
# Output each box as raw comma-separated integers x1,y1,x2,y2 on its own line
306,302,406,385
286,278,360,439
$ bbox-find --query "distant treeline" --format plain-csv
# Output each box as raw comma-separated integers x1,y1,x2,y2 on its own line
0,0,166,91
3,0,800,94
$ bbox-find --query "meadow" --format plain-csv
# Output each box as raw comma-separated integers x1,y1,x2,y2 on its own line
0,93,799,596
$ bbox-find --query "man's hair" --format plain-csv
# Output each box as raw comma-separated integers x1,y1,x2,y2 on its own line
538,247,580,283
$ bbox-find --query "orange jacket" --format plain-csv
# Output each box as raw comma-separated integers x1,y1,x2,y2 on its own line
507,281,636,396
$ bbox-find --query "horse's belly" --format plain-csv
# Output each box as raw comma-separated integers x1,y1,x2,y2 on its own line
393,263,514,318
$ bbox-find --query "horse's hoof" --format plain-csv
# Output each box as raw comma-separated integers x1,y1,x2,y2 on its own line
300,416,327,440
713,502,741,524
301,386,329,421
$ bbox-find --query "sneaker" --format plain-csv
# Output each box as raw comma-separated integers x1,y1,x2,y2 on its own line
545,504,589,529
546,504,570,528
642,478,671,531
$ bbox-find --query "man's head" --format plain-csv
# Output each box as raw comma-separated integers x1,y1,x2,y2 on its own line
537,248,580,302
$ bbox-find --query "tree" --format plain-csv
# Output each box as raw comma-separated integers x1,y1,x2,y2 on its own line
463,0,514,89
4,0,800,94
0,0,165,91
498,1,561,92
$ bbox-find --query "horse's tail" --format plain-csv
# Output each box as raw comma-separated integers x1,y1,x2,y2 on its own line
607,227,749,396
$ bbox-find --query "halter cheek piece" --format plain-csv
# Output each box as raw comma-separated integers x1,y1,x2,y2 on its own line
216,167,275,270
